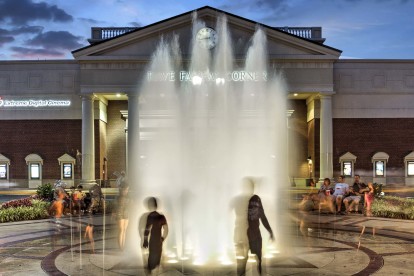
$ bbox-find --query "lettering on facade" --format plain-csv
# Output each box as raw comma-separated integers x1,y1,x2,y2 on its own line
147,70,267,82
0,97,71,108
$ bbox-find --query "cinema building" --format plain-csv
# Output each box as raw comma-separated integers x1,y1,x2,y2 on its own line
1,6,414,189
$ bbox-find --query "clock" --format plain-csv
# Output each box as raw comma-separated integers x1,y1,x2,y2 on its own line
196,27,218,49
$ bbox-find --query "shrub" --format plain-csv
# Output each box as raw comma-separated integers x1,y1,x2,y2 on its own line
36,183,54,201
0,197,33,209
0,199,50,223
372,196,414,220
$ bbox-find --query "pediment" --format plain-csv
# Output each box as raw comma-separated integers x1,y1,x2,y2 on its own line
339,152,357,162
73,6,341,61
58,153,76,164
404,151,414,161
25,153,43,164
0,153,10,164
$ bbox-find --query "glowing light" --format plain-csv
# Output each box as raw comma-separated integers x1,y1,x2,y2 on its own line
236,256,245,260
167,259,178,264
192,75,203,85
116,93,121,97
293,93,298,96
215,78,225,85
193,260,204,266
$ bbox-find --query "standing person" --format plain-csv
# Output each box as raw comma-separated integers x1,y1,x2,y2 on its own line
142,197,168,274
331,175,349,214
364,182,375,217
246,194,274,275
115,183,130,250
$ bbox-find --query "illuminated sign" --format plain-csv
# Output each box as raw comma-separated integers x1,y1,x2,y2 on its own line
147,70,267,82
0,97,71,108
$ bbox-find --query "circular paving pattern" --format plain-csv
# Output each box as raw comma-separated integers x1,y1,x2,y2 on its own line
2,214,414,275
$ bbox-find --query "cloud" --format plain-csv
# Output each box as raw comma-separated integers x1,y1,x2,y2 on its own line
10,46,64,58
10,25,43,35
128,21,142,27
78,17,105,25
0,28,14,46
25,31,84,50
0,35,14,46
0,0,73,26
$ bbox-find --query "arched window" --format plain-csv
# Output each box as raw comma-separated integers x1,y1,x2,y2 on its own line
404,151,414,185
372,152,389,185
339,152,357,178
58,153,76,187
0,153,10,181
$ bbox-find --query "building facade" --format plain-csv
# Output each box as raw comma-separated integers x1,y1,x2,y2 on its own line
1,6,414,188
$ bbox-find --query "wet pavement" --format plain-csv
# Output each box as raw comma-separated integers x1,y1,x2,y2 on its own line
1,210,414,275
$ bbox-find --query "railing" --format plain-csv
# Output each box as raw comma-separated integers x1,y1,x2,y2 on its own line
88,27,139,44
88,26,325,44
275,27,325,43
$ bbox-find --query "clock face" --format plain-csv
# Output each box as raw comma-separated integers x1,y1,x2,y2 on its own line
196,27,217,49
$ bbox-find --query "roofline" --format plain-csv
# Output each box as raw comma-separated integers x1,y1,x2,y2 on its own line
72,5,342,55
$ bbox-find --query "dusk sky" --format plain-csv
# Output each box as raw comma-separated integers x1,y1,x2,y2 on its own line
0,0,413,60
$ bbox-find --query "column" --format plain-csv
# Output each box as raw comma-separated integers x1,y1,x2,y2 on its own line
81,95,96,186
127,93,140,192
319,94,333,180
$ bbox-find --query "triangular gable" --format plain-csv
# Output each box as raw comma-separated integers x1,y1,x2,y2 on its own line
72,6,341,60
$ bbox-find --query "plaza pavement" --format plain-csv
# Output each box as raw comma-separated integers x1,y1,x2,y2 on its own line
1,209,414,275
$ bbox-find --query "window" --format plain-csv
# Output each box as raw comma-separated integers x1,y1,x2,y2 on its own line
63,163,72,179
0,164,6,179
408,161,414,176
343,161,352,177
30,163,40,179
375,161,385,177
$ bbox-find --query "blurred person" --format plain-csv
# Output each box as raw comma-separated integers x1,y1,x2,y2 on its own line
247,194,274,275
85,222,95,254
142,197,168,274
72,185,86,214
363,182,375,217
232,177,274,275
230,177,254,275
115,183,130,250
87,184,105,214
49,189,65,218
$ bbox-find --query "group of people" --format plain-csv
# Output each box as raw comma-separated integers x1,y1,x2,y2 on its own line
304,175,375,216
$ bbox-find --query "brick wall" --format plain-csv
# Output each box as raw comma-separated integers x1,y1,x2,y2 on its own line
0,120,81,181
106,101,128,179
333,118,414,184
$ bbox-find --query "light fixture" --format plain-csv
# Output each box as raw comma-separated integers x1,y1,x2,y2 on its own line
293,93,298,96
192,75,202,85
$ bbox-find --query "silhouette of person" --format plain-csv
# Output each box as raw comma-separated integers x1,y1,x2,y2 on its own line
232,177,274,275
142,197,168,273
231,177,254,275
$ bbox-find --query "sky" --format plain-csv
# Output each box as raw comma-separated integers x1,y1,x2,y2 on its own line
0,0,413,60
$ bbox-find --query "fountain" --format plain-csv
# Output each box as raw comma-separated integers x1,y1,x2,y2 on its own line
127,12,289,272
